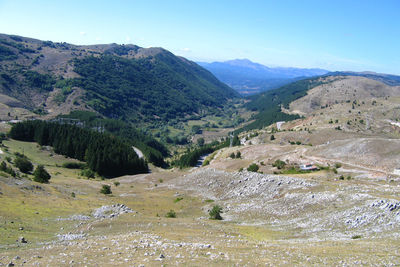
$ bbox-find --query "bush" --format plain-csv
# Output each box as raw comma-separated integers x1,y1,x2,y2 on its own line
247,163,259,172
174,197,183,203
229,152,235,159
33,165,51,183
166,209,176,218
0,161,6,171
113,181,120,187
334,163,342,169
100,185,112,194
272,160,286,169
197,138,205,146
270,134,275,140
62,162,86,169
209,205,223,220
81,168,95,178
14,156,33,173
235,151,241,158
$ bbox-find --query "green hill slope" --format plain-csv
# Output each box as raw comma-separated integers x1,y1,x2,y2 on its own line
0,34,239,123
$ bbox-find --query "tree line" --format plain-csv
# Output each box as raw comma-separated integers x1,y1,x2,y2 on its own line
9,120,148,177
57,111,169,167
173,135,240,168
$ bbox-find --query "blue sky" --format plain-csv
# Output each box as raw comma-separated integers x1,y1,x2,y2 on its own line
1,0,399,74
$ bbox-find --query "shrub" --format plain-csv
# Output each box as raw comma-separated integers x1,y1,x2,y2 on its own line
62,162,86,169
270,134,275,141
351,235,362,239
197,138,205,146
81,168,95,178
229,153,235,159
14,157,33,173
335,163,342,168
235,151,241,158
100,185,112,194
71,192,76,198
113,181,120,186
174,197,183,203
166,209,176,218
33,165,51,183
209,205,223,220
247,163,259,172
272,160,286,169
0,161,6,171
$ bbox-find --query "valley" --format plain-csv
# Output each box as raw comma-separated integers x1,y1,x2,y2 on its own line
1,34,400,266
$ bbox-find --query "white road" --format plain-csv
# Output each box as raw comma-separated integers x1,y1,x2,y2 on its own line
132,146,144,159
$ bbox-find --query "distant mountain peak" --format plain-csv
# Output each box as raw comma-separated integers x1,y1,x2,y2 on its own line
198,59,329,95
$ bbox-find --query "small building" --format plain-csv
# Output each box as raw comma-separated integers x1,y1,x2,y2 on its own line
300,164,318,171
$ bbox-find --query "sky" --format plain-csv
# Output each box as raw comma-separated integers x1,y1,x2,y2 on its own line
0,0,399,74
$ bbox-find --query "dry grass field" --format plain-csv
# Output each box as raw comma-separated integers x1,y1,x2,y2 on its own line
1,75,400,265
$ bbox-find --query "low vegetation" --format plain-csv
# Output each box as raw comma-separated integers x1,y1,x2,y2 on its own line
33,165,51,183
100,185,112,195
166,209,177,218
209,205,223,220
247,163,259,172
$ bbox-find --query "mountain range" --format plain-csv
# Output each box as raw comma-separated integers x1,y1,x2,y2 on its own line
198,59,329,95
0,34,239,124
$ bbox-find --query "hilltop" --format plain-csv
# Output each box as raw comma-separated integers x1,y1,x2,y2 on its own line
0,34,239,124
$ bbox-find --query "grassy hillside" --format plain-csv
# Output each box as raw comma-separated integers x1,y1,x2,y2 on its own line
72,52,239,123
0,34,239,124
236,77,328,132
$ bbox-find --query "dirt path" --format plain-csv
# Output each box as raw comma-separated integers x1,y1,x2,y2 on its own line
132,146,144,159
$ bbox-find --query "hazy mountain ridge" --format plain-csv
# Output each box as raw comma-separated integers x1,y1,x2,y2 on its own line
198,59,329,95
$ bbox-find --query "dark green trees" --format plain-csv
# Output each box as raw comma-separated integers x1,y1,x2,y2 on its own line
9,120,148,177
209,205,223,220
247,163,259,172
33,165,51,183
14,156,33,173
100,185,112,194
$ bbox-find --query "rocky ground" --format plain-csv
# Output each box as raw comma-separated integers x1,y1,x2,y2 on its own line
2,79,400,265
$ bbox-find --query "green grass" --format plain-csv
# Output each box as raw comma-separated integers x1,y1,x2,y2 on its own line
281,167,313,175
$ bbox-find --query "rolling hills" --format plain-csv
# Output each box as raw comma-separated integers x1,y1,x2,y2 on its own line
0,34,239,124
2,34,400,265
